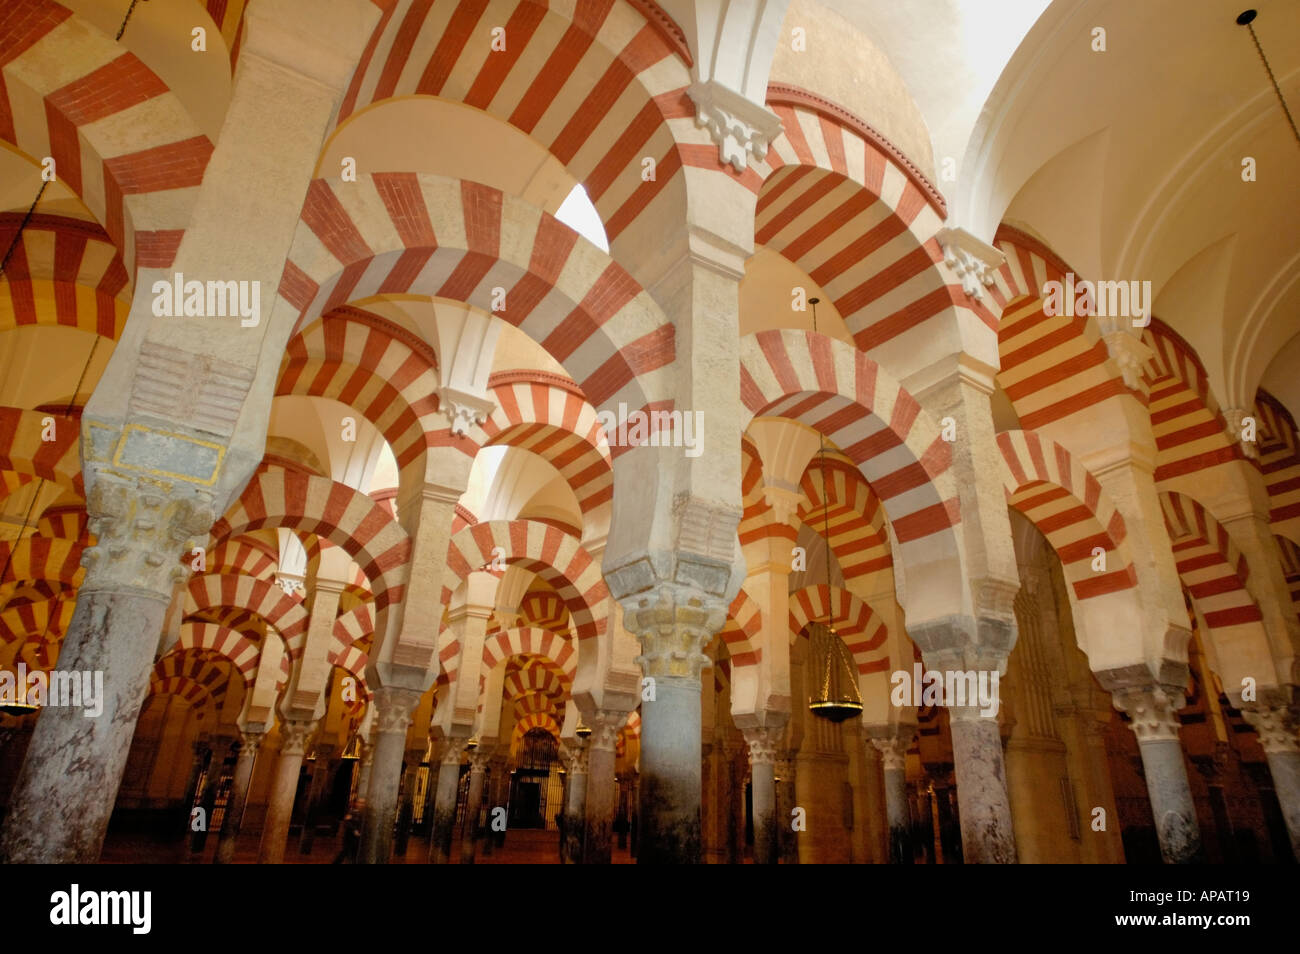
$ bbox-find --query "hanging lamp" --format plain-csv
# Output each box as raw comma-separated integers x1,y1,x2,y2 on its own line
805,297,864,723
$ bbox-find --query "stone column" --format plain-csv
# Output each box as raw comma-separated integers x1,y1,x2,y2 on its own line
562,742,589,864
583,709,629,863
775,753,798,863
192,735,234,855
483,755,507,855
180,740,211,837
358,686,423,864
0,485,210,863
353,741,374,812
298,744,334,855
429,741,464,864
1242,704,1300,860
257,720,315,864
392,752,422,858
1114,686,1203,863
460,749,491,864
215,728,264,864
872,736,913,864
743,726,780,864
946,707,1013,863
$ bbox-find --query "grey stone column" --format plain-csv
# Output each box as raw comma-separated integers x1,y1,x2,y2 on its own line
460,749,491,864
775,754,799,863
429,742,464,864
583,710,628,863
215,728,264,864
872,736,913,864
1115,686,1203,863
258,720,315,863
358,686,422,864
1242,704,1300,860
562,743,589,863
353,742,374,811
948,706,1017,863
0,483,208,863
192,735,235,855
298,744,334,855
743,727,780,864
392,753,421,858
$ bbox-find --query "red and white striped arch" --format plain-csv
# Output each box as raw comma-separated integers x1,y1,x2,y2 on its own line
1275,535,1300,621
35,503,86,540
1255,390,1300,540
798,454,892,585
278,174,675,446
330,603,374,678
0,408,82,500
717,587,762,669
749,91,980,358
0,213,129,339
788,583,889,675
1160,491,1262,631
205,535,278,580
482,625,576,679
0,536,83,590
483,369,614,535
443,519,607,643
739,329,960,576
990,228,1129,430
278,308,445,472
0,0,214,273
335,0,694,246
185,572,309,659
150,650,235,711
511,711,561,745
1143,319,1240,483
504,658,569,700
518,589,570,634
210,471,411,614
177,620,285,687
997,430,1138,601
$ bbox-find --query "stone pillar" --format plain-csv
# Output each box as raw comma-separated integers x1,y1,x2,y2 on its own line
775,754,798,863
180,740,211,837
946,707,1013,863
743,726,780,864
483,755,507,855
429,742,464,864
392,752,422,858
562,742,589,864
872,736,913,864
192,735,234,855
1114,686,1203,863
298,744,334,855
358,686,422,864
258,720,315,864
1242,704,1300,860
353,741,374,812
583,710,629,863
215,728,264,864
0,487,210,863
460,749,491,864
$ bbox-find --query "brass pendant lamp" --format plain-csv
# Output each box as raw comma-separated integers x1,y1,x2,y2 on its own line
805,297,864,724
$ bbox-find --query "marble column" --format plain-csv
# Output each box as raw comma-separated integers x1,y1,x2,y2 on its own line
1242,704,1300,860
358,686,423,864
258,720,315,864
583,710,629,863
429,742,464,864
872,736,913,863
775,754,799,864
947,706,1017,863
1114,686,1203,863
298,745,334,855
461,749,491,864
392,754,421,858
487,755,509,851
180,740,211,837
353,742,374,811
192,736,234,855
0,486,206,864
562,742,589,864
743,727,780,864
215,728,264,864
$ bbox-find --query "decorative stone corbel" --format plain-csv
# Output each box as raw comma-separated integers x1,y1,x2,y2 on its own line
1222,406,1260,460
687,80,784,173
936,227,1004,302
438,386,496,437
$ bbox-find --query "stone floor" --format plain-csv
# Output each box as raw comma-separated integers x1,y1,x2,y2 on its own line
99,827,637,864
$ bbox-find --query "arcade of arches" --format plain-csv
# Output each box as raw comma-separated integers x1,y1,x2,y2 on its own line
0,0,1297,865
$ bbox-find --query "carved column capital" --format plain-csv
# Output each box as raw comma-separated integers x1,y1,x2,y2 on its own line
237,728,265,756
871,735,913,773
1113,686,1184,743
278,720,316,757
562,741,590,775
467,749,493,773
623,584,728,681
81,473,216,598
371,685,424,736
1241,705,1300,754
584,709,630,753
936,227,1003,302
742,726,782,766
440,742,466,767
